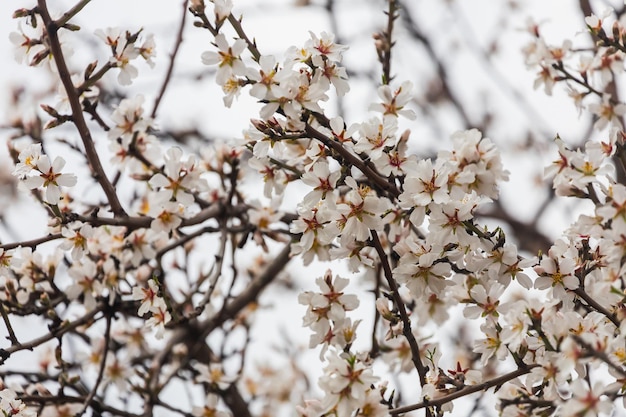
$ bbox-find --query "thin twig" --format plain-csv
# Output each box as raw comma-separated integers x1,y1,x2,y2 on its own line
21,394,142,417
151,0,189,119
0,233,62,251
449,1,553,138
0,303,20,345
193,225,229,316
55,0,92,28
397,0,472,128
0,202,246,253
76,312,112,417
227,13,261,62
381,0,397,85
196,243,291,344
572,335,626,378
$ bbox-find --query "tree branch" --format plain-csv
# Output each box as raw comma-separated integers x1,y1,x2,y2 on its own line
37,0,126,217
390,364,540,414
371,232,428,385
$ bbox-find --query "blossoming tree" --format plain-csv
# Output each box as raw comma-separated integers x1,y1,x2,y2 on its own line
1,0,626,417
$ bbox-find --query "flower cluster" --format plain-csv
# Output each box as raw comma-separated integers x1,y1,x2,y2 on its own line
0,386,35,417
94,27,155,85
523,10,626,132
299,270,359,356
132,278,171,338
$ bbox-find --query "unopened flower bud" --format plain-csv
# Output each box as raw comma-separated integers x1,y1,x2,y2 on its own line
613,21,621,42
34,383,51,396
190,0,205,14
40,104,60,118
251,118,270,134
12,8,30,18
376,297,395,322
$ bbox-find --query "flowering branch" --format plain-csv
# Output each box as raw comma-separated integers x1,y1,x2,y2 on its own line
389,364,540,414
304,123,400,197
371,231,428,384
37,0,126,217
573,287,620,327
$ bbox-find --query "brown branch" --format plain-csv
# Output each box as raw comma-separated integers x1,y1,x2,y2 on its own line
21,394,142,417
220,383,253,417
37,0,126,217
578,0,593,24
191,226,229,316
144,243,292,404
151,0,189,119
0,303,20,345
55,0,92,28
0,306,101,364
0,233,62,251
572,335,626,378
573,287,620,328
76,312,112,417
227,13,261,62
203,243,291,334
305,124,400,198
381,0,398,85
390,364,540,414
371,232,428,384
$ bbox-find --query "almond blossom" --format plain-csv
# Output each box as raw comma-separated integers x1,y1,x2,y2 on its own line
317,351,378,417
22,155,77,204
369,80,416,119
201,33,247,84
194,362,235,390
192,393,230,417
336,177,391,244
145,302,171,339
0,388,36,417
132,279,162,317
